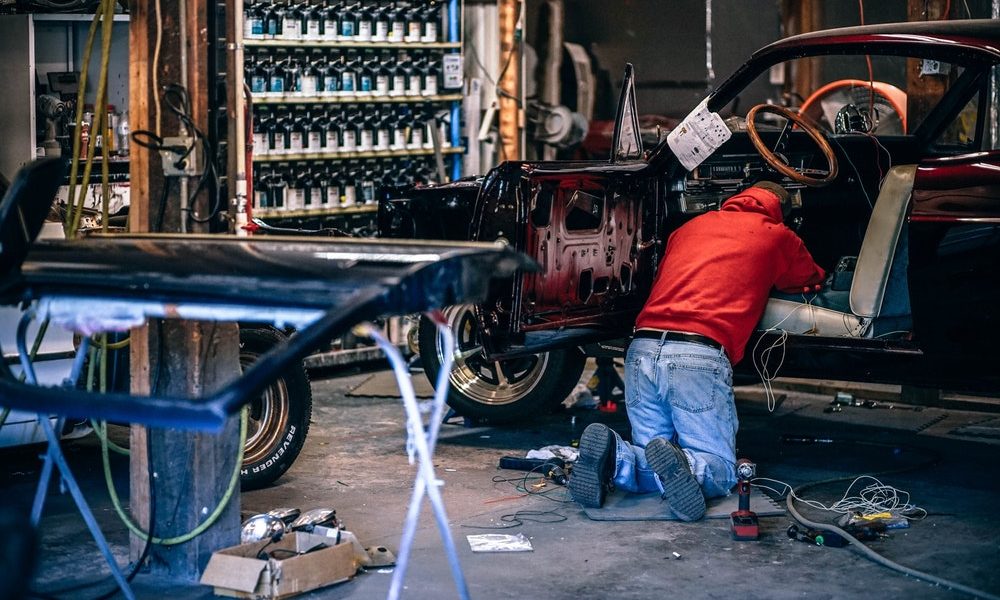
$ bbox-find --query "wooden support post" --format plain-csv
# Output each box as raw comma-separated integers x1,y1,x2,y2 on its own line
128,0,241,579
906,0,952,130
781,0,820,105
498,0,522,160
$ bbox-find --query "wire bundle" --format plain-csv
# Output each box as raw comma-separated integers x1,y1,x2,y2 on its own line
753,475,927,521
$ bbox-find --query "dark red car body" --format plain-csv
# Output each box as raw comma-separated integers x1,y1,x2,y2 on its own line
381,20,1000,420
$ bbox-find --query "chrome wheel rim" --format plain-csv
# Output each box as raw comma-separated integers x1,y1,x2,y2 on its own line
435,305,549,406
240,350,290,466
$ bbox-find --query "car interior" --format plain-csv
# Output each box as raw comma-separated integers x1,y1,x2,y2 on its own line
677,52,996,343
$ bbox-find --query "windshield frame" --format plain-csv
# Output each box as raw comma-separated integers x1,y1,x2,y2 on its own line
645,32,1000,169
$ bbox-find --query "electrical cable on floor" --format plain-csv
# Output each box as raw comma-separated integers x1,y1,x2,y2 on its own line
786,484,1000,600
462,465,571,530
756,440,998,600
492,466,574,503
461,509,568,530
753,475,926,521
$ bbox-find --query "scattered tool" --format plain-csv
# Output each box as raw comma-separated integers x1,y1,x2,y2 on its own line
730,459,759,541
829,392,923,411
786,524,850,547
590,357,624,413
498,456,568,485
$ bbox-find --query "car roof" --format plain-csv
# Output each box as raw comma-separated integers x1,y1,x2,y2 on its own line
758,19,1000,61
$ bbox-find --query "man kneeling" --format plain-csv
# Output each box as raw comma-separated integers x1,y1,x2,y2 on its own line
568,182,825,520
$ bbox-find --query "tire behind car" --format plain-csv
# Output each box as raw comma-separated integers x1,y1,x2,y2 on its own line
238,327,312,490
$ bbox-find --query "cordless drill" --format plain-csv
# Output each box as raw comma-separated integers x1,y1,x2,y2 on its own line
730,459,759,541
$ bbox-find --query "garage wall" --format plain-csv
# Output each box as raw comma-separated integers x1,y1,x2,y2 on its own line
532,0,782,120
526,0,996,122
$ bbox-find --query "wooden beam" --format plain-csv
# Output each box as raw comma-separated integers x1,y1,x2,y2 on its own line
498,0,521,160
128,0,153,235
128,0,241,579
782,0,820,106
906,0,951,131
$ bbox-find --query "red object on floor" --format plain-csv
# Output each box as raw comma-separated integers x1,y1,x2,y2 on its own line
598,398,618,413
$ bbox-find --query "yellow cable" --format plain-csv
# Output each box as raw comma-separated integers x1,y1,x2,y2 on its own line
64,7,103,237
101,407,248,545
70,0,116,235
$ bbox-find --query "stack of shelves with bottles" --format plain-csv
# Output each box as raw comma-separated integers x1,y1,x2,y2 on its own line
244,0,463,230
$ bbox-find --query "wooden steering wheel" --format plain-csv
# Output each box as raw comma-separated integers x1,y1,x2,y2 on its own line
745,103,839,187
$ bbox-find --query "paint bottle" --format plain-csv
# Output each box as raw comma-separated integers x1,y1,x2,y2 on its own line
356,2,373,42
244,4,264,39
304,2,322,40
405,3,422,43
340,54,358,96
422,1,440,43
339,2,358,39
299,58,319,96
324,109,341,153
387,2,405,43
372,2,389,42
373,52,391,96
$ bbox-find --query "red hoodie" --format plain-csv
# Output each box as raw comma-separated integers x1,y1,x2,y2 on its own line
635,186,825,364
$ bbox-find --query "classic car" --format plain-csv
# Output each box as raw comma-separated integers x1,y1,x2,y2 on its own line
379,19,1000,423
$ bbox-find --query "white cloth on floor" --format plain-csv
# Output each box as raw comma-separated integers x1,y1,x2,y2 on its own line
526,445,579,463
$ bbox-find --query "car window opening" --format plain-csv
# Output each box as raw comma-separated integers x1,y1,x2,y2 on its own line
578,269,594,303
565,190,604,231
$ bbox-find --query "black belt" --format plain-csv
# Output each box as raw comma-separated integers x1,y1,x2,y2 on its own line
632,329,724,353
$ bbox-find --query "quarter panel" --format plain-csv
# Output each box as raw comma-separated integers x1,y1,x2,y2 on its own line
908,150,1000,367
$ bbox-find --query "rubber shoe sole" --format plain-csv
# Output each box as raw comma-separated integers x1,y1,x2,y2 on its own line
645,438,706,521
568,423,615,508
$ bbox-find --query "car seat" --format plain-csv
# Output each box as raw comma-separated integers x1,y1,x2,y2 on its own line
756,165,915,338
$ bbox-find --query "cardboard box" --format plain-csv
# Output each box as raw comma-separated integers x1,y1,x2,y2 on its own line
200,532,364,599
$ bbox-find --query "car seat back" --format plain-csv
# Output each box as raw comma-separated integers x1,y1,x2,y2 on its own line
756,164,915,337
849,165,916,318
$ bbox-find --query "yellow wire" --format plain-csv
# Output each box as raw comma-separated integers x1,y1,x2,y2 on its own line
64,7,103,238
101,407,248,546
70,0,116,235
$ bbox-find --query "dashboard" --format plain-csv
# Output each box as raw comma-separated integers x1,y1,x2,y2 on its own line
675,153,810,214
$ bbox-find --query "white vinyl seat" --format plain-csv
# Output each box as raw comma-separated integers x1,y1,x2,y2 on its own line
757,165,916,337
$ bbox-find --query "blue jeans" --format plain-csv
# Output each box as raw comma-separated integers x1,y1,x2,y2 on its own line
612,338,738,499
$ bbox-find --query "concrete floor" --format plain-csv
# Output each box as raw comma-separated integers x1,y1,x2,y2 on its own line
7,365,1000,599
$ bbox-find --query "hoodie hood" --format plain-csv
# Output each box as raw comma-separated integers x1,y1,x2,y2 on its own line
719,187,785,223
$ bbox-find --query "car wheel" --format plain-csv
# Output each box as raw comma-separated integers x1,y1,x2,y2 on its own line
238,327,312,490
418,305,586,423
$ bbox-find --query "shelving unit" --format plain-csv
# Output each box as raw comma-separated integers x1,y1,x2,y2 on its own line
254,203,377,219
32,13,130,22
0,12,130,218
253,146,462,162
245,39,460,49
245,0,464,230
251,92,462,104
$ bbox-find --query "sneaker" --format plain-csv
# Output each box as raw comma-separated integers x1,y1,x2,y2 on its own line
568,423,616,508
645,438,706,521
